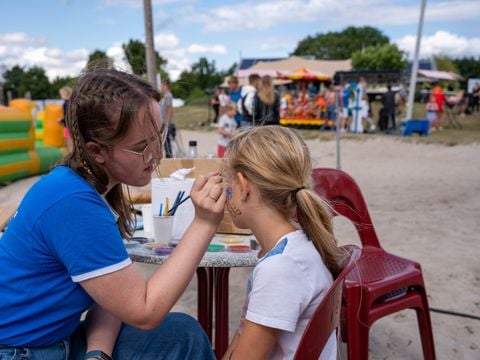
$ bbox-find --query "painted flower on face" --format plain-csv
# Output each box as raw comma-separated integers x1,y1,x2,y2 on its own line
226,185,233,200
225,184,241,216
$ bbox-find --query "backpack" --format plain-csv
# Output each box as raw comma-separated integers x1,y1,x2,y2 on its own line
240,93,254,123
253,93,280,126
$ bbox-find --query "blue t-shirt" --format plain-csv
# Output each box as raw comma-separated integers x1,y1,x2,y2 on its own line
229,87,242,125
0,166,131,347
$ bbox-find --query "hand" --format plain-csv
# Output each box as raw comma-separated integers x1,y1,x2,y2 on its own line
190,171,226,226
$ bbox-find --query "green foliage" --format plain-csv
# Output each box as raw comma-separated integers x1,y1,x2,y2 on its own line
352,44,407,71
87,49,114,69
293,26,389,59
171,57,230,100
122,39,167,77
453,57,480,81
3,65,52,99
434,56,459,73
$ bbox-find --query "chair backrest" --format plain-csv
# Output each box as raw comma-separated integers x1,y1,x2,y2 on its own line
312,167,381,248
293,245,360,360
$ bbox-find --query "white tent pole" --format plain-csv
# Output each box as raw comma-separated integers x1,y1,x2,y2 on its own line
406,0,427,120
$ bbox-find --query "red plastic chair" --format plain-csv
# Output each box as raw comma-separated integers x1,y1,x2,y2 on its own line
312,168,436,360
293,245,361,360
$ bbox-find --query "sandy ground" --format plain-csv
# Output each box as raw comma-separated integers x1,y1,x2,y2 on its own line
1,130,479,359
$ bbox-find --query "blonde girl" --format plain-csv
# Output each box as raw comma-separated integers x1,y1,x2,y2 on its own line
222,126,342,360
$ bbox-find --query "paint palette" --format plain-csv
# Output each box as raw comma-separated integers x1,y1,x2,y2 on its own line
207,244,225,252
153,246,174,255
221,237,243,244
227,245,251,253
144,242,168,250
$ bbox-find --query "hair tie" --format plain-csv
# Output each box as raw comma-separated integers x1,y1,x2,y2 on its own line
293,186,305,195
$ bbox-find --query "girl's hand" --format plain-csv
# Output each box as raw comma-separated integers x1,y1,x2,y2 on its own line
190,171,226,226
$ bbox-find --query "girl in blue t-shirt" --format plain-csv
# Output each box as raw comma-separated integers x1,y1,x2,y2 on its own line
221,126,343,359
0,68,224,359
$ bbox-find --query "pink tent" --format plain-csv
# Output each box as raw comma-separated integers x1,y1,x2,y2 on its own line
418,69,463,81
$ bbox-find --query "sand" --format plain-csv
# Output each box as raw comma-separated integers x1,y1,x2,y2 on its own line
1,130,479,359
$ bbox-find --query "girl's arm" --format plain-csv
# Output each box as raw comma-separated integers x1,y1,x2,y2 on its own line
226,320,279,360
84,305,121,357
80,174,226,330
217,126,232,137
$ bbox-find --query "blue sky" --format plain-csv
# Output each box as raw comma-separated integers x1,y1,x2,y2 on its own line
0,0,479,81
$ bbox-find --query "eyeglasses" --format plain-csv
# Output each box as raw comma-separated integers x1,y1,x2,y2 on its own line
117,140,162,163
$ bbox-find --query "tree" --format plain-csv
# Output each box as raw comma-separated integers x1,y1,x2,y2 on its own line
293,26,389,59
2,65,51,99
352,44,407,71
191,57,224,91
171,57,229,100
2,65,25,99
21,67,52,99
434,56,460,74
86,49,114,69
122,39,167,78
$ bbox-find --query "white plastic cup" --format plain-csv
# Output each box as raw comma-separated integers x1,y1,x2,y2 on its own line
152,215,174,243
141,204,153,236
151,178,194,241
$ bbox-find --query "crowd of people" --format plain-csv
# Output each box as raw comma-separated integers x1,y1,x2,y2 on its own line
211,74,479,140
212,75,406,138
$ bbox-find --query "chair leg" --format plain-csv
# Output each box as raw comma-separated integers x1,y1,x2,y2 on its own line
345,298,370,360
415,294,436,360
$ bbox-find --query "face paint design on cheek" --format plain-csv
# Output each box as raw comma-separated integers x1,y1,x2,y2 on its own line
225,185,242,216
226,185,233,200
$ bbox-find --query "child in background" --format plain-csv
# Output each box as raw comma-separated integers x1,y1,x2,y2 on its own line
361,94,376,133
221,126,343,360
58,86,72,151
426,94,439,131
217,103,238,157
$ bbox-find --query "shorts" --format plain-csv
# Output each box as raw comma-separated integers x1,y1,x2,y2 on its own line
217,145,226,158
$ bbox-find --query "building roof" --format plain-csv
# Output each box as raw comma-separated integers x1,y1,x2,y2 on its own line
237,55,352,79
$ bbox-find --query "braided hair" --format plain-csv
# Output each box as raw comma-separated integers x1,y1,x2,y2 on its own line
60,68,161,237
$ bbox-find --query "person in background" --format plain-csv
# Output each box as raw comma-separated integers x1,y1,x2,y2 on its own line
239,73,261,127
210,88,220,123
58,86,73,151
160,78,175,157
0,68,223,360
339,83,351,132
253,75,280,126
432,83,446,131
218,88,230,117
221,126,343,360
382,84,397,133
217,102,238,157
361,94,375,133
323,84,336,130
426,94,439,131
227,76,242,127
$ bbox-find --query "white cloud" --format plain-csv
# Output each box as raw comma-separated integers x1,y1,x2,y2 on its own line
0,32,46,46
154,33,181,49
187,44,226,54
189,0,480,32
106,43,132,72
395,31,480,59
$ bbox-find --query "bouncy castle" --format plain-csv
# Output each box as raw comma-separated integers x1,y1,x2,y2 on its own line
0,99,66,183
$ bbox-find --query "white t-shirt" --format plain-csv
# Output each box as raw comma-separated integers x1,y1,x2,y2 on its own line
219,93,230,107
217,114,237,147
241,230,336,360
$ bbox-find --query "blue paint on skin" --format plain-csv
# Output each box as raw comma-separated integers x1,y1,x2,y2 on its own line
226,185,233,200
